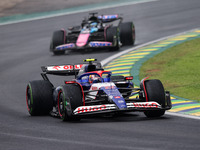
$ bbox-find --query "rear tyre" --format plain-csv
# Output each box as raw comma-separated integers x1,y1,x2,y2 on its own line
26,80,53,116
141,79,166,118
58,84,83,121
106,27,120,51
120,22,135,46
50,30,66,55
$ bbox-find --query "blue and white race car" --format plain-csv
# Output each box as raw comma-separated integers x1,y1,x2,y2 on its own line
26,59,172,121
50,12,135,55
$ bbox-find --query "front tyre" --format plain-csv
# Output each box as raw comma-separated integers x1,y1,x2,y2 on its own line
58,84,83,121
141,79,166,118
26,80,53,116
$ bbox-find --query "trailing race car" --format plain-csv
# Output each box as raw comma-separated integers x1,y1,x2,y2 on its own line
26,59,172,121
50,12,135,55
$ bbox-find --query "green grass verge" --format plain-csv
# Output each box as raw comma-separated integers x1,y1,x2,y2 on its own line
140,38,200,101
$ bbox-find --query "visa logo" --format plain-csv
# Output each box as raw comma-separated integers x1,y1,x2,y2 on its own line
89,42,112,47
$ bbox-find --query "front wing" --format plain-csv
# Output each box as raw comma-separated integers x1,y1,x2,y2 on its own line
55,41,114,51
73,102,169,115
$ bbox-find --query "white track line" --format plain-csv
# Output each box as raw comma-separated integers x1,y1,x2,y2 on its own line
0,0,158,26
166,112,200,120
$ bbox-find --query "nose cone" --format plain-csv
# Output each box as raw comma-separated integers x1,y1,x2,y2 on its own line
100,84,127,109
111,96,127,109
76,33,90,47
76,42,86,47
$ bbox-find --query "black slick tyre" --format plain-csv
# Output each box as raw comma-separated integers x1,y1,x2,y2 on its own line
120,22,135,46
58,84,83,121
106,27,120,51
142,79,166,118
50,30,66,55
26,80,53,116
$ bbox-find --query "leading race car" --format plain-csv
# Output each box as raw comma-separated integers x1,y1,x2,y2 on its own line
50,12,135,55
26,59,172,121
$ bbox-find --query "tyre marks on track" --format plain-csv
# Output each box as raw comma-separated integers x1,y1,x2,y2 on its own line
104,29,200,117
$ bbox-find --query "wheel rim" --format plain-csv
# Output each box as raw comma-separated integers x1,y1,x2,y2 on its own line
58,91,64,117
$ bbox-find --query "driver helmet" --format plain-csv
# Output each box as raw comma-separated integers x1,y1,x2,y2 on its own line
90,22,98,27
89,75,100,83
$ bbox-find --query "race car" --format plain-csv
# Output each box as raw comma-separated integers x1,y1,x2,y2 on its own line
50,12,135,55
26,59,172,121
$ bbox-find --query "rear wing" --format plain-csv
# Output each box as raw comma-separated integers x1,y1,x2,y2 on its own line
98,15,122,23
41,64,83,76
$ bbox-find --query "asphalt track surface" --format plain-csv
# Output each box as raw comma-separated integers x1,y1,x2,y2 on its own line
0,0,200,149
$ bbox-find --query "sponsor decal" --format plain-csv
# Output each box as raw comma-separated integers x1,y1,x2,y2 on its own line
114,96,121,99
47,65,73,71
127,102,161,108
52,66,61,70
118,100,124,103
63,65,73,70
56,43,75,50
47,64,83,71
104,85,116,89
98,15,118,20
89,42,112,47
89,83,116,90
74,64,83,69
75,105,107,114
92,87,98,90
